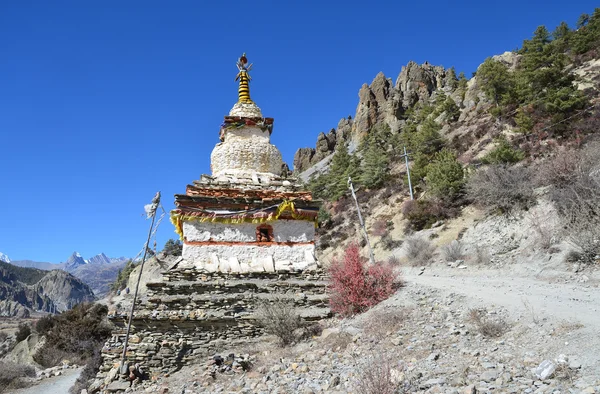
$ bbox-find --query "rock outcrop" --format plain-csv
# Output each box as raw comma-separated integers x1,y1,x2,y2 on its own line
293,61,461,173
0,261,95,316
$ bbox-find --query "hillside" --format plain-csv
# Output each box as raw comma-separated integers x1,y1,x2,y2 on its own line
293,9,600,269
11,253,130,297
0,261,95,317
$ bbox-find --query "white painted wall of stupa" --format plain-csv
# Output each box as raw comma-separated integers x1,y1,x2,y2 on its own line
211,126,283,177
183,220,315,243
182,243,317,273
182,220,317,273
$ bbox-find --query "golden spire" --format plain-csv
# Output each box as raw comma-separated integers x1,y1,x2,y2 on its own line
235,53,253,104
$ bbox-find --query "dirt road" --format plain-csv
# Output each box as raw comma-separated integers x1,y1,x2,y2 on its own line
404,267,600,376
13,367,82,394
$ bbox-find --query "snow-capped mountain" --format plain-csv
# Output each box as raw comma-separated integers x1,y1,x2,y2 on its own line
87,253,112,265
0,252,10,263
64,251,88,271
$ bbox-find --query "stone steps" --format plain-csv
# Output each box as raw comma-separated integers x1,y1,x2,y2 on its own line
146,292,329,309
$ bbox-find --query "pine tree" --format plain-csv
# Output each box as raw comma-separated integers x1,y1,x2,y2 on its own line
476,58,514,105
426,149,465,199
328,141,354,200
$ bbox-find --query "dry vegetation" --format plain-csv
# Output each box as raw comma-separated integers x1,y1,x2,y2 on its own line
404,235,435,266
254,298,304,347
0,361,36,393
467,308,509,338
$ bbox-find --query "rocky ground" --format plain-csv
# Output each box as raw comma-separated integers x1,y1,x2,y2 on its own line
118,262,599,394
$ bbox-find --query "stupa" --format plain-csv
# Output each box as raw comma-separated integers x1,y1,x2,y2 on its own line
170,54,321,273
100,57,329,376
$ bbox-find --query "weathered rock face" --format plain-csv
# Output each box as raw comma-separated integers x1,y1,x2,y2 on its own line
0,262,95,316
396,61,449,108
293,61,458,173
101,265,330,374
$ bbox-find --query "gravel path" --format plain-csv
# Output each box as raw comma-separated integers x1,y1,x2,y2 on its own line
12,367,82,394
404,267,600,375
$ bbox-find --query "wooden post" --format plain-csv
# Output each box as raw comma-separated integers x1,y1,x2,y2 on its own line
120,191,161,373
348,176,376,265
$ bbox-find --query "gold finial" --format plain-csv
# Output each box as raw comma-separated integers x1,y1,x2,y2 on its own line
235,53,253,104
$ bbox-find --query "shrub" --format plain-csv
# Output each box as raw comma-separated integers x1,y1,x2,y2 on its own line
481,138,525,164
15,323,31,342
318,205,332,228
467,309,508,338
70,348,103,394
0,361,36,393
372,220,388,237
543,142,600,262
34,302,112,368
402,199,450,232
466,165,535,213
387,255,400,266
35,314,55,335
441,240,465,262
328,243,400,317
426,149,465,198
355,355,395,394
471,245,492,265
255,298,303,347
404,235,435,266
110,260,137,292
380,234,402,251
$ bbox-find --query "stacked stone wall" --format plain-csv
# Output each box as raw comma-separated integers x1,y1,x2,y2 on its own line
100,268,329,375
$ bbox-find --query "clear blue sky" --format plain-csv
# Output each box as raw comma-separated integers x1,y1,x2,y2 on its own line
0,1,596,263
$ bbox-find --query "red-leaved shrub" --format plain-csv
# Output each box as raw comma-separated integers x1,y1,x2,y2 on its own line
328,243,401,317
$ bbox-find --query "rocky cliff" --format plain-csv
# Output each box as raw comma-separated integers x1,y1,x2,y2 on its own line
0,261,95,317
292,56,505,174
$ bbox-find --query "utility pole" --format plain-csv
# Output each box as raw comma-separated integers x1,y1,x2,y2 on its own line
399,146,414,200
347,176,376,265
120,191,161,373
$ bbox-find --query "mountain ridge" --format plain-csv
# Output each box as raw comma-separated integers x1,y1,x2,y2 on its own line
0,261,95,317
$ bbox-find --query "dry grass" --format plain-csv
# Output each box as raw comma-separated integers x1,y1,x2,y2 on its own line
404,235,435,266
355,355,396,394
466,164,536,214
362,307,410,338
470,245,491,265
0,361,36,393
441,240,466,262
254,297,304,347
554,363,577,383
467,309,509,338
541,142,600,262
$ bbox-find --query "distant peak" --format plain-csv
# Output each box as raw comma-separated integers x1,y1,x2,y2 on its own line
0,252,10,263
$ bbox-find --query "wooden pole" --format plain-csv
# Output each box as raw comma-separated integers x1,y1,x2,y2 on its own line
120,191,161,373
348,177,376,265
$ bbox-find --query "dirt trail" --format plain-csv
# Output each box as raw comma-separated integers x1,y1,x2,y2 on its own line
12,367,82,394
404,267,600,376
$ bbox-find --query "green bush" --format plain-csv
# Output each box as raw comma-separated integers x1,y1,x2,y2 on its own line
15,323,30,342
35,315,55,335
110,260,137,292
34,303,112,368
481,138,525,164
426,149,465,198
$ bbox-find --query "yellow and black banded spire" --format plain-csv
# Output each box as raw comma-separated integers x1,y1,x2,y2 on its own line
235,53,254,104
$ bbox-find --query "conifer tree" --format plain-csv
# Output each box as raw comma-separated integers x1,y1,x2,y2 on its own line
426,149,465,199
359,126,391,189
